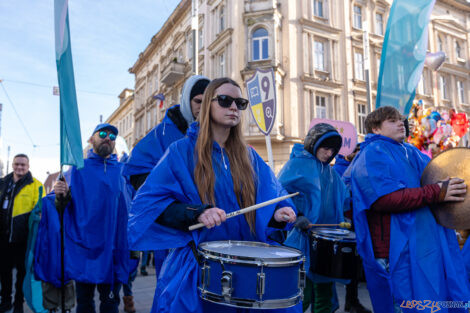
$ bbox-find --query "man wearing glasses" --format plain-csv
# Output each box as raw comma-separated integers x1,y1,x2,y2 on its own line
34,123,130,313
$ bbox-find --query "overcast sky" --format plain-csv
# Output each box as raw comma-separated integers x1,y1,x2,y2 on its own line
0,1,180,182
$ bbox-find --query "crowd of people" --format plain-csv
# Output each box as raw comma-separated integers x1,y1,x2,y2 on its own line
0,74,469,313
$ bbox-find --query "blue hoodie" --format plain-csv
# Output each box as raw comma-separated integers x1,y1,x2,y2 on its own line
128,123,301,313
348,134,470,313
34,150,130,286
123,75,210,177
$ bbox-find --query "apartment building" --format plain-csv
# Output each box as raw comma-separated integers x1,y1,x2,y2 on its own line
127,0,470,171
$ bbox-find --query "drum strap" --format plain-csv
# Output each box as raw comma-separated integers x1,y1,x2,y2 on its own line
189,240,202,265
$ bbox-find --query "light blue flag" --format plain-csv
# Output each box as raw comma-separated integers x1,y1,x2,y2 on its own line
55,0,84,168
376,0,436,115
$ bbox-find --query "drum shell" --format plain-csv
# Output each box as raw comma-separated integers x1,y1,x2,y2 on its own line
309,230,361,280
197,241,304,309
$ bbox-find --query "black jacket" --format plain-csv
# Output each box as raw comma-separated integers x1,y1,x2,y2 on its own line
0,172,41,243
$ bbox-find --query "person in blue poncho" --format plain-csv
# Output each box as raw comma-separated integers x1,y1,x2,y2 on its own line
128,77,300,313
332,145,371,313
277,123,350,313
123,75,210,307
34,123,130,313
347,106,470,313
123,75,210,191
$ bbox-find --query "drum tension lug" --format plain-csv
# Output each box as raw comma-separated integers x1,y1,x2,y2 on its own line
299,258,306,290
221,271,233,302
257,272,265,299
201,264,210,289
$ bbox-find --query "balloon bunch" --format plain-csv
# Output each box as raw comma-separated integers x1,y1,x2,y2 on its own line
407,100,469,158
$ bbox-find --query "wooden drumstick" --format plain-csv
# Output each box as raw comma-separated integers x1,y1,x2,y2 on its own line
308,222,352,229
188,192,299,231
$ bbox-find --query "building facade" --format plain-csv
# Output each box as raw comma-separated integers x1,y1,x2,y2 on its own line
126,0,470,171
105,88,135,154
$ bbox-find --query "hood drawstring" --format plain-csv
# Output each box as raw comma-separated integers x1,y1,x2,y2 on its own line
104,159,107,173
162,122,166,136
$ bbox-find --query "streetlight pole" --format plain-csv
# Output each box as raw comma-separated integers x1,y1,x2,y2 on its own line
191,0,199,74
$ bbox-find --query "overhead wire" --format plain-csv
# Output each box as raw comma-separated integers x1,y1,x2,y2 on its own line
2,78,116,97
0,81,37,148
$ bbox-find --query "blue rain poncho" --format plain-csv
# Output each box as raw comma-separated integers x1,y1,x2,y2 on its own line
123,75,210,177
34,150,130,286
332,155,350,177
128,123,301,313
123,105,186,177
348,134,470,313
278,143,349,279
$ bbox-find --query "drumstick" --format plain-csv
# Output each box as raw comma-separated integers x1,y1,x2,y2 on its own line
308,222,352,229
188,192,299,231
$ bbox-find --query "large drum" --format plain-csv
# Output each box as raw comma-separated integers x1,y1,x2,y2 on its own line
309,228,361,279
198,241,305,309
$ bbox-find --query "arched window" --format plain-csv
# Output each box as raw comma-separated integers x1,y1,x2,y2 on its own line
252,28,269,61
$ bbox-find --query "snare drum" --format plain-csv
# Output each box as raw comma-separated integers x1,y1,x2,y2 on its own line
198,241,305,309
309,228,360,279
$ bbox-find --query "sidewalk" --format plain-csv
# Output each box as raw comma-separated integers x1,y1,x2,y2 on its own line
23,266,372,313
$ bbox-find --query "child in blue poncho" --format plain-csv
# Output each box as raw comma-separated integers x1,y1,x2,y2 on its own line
278,123,350,313
128,77,300,313
347,106,470,313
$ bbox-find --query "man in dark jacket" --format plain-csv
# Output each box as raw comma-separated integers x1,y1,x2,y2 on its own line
0,154,44,313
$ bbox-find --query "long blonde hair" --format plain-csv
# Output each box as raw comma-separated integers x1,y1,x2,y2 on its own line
194,77,257,233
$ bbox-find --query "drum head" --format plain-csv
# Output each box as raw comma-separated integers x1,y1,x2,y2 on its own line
198,241,302,263
310,227,356,241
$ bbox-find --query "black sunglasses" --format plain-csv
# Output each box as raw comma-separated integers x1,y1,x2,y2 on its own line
192,98,203,104
212,95,249,110
98,130,117,141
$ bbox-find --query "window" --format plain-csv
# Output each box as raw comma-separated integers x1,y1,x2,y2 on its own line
154,73,159,92
198,28,204,50
417,74,425,95
438,36,444,52
439,76,448,100
455,41,462,59
219,51,226,76
187,34,193,59
147,79,152,98
147,111,152,130
354,52,364,80
375,13,384,36
457,81,465,103
314,0,324,18
376,57,381,79
315,95,327,118
252,28,269,61
314,41,325,71
353,5,362,29
357,103,367,135
219,5,225,32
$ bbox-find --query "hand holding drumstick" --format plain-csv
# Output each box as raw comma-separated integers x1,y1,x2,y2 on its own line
189,193,299,231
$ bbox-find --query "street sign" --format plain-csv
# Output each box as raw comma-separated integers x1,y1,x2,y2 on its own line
246,68,276,136
309,118,358,156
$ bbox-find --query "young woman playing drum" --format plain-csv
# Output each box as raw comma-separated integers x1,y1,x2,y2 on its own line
128,77,300,313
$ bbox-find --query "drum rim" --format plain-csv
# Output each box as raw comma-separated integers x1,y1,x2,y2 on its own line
199,288,302,309
198,240,303,264
309,228,356,241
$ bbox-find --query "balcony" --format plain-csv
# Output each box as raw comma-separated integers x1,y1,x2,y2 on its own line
161,61,185,86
